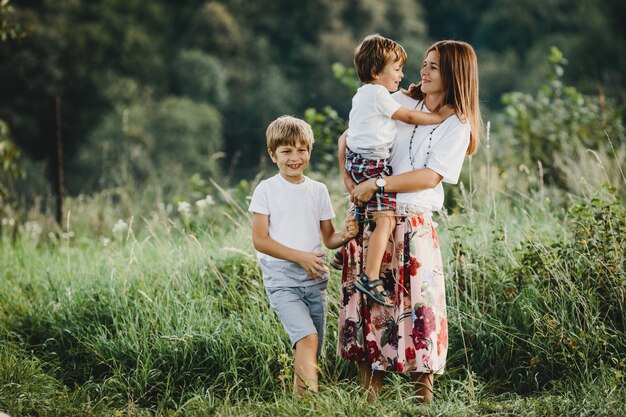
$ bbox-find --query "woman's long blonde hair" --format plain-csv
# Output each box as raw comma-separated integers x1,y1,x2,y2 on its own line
410,40,482,155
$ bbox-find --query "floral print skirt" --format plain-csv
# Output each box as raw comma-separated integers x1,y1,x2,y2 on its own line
338,213,448,374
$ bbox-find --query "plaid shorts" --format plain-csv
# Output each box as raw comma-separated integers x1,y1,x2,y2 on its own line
345,148,396,213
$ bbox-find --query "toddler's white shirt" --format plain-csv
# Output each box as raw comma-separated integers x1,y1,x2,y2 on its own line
347,84,401,160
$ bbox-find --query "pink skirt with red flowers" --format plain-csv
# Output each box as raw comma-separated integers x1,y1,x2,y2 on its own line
338,213,448,374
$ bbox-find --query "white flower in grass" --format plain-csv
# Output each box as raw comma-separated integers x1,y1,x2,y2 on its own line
178,201,191,214
1,218,15,227
195,195,215,209
24,221,42,240
100,237,111,247
112,219,129,235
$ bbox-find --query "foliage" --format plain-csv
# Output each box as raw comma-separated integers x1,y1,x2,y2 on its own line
446,186,626,392
172,49,229,107
0,121,24,205
0,0,25,207
75,89,223,192
497,47,624,185
1,174,626,414
424,0,626,105
304,106,347,174
0,0,24,42
0,0,436,195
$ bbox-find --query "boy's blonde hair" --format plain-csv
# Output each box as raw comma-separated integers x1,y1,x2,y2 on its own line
354,34,407,83
266,115,315,153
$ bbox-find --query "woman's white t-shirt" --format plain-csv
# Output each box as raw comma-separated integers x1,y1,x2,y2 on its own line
389,91,470,212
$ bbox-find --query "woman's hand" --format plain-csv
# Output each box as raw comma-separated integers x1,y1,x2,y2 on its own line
350,178,377,205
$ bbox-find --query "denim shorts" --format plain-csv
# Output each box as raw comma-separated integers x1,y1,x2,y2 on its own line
266,281,328,357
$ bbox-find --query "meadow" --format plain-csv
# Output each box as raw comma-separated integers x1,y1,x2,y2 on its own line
1,139,625,416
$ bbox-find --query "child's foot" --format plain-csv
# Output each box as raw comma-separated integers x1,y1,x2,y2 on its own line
329,251,344,270
354,273,393,307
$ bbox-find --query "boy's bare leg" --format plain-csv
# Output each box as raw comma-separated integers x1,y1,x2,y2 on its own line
359,362,384,402
293,333,319,397
364,210,395,303
411,372,434,403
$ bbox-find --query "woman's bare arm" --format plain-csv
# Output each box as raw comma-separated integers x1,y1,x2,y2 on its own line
350,168,443,205
338,130,356,192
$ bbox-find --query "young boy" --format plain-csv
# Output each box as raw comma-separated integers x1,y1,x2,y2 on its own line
249,115,357,396
336,34,453,307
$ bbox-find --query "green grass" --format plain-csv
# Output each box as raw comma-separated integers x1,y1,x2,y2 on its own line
1,165,625,415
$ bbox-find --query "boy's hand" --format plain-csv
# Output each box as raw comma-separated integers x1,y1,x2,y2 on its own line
296,252,330,280
401,82,418,96
341,214,358,241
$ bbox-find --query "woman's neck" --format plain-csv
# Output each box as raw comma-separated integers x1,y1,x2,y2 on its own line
423,94,443,112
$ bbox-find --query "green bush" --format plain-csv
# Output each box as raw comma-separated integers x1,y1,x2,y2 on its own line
497,47,624,185
448,186,626,391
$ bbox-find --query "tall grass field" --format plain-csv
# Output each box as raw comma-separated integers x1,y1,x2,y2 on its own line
2,58,626,414
1,145,625,417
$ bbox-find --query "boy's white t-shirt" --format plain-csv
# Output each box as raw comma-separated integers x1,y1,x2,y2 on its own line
248,174,335,263
346,84,402,160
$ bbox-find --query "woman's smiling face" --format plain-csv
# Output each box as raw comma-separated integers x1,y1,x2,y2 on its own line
420,50,442,96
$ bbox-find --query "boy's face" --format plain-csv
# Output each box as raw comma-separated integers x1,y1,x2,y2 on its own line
372,59,404,92
268,141,310,184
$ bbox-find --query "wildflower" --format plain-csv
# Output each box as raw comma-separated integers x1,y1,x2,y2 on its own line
178,201,191,214
24,221,42,239
195,195,215,208
1,218,15,227
100,237,111,247
112,219,128,235
61,231,75,240
158,202,173,214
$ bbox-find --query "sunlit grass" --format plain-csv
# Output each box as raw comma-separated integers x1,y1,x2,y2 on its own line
1,140,625,416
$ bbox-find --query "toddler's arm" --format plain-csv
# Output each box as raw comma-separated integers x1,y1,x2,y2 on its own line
392,104,455,125
252,212,329,279
320,214,358,250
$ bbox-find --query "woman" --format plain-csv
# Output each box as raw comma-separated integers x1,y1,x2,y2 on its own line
337,40,481,403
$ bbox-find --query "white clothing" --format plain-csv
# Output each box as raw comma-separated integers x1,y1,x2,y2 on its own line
346,84,402,160
388,91,470,212
248,174,335,263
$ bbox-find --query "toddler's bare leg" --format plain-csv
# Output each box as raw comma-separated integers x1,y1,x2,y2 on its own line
364,210,395,303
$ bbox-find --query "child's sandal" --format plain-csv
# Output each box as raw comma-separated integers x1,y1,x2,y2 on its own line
354,273,393,307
